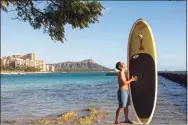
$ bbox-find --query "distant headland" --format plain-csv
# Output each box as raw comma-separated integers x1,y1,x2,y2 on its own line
1,53,115,74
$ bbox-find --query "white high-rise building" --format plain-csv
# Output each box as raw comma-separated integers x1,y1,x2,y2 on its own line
46,64,55,72
1,53,46,71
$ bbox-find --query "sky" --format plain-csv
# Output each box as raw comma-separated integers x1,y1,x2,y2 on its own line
1,1,186,71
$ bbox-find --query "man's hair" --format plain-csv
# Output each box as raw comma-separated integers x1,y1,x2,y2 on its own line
116,62,121,70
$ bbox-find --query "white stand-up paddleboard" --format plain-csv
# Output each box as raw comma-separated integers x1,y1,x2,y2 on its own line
127,18,158,124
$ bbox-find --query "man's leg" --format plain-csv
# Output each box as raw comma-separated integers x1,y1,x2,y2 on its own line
114,107,122,124
122,91,133,124
115,90,122,124
124,106,129,121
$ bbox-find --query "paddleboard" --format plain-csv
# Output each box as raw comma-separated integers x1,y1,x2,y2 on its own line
127,19,157,124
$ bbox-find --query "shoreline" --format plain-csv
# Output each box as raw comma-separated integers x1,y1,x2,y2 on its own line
0,71,52,75
2,108,111,124
0,71,112,75
2,103,186,124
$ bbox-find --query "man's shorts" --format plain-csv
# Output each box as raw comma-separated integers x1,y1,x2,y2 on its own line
117,89,130,108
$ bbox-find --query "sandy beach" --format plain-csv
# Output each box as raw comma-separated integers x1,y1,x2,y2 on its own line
2,103,186,124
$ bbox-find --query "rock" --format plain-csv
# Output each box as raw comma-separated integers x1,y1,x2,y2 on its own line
3,120,16,123
158,72,187,87
28,108,109,124
95,120,100,123
106,72,118,76
56,111,77,123
29,112,77,124
74,108,108,124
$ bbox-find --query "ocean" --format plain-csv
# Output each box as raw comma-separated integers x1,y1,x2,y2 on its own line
1,72,187,124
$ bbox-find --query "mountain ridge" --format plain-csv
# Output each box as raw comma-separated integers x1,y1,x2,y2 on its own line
47,59,114,72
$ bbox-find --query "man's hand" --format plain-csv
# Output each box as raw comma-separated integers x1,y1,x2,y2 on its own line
131,75,138,81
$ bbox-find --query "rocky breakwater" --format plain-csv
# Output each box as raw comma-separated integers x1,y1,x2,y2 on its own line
106,72,187,87
106,72,118,76
158,72,187,87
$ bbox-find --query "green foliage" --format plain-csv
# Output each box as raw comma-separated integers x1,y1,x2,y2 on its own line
0,65,42,72
24,66,41,72
0,0,15,12
1,0,104,42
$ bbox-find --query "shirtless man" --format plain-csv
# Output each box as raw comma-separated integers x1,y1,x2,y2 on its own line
114,62,137,124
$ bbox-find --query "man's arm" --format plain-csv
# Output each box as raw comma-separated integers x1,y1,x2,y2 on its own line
119,72,134,85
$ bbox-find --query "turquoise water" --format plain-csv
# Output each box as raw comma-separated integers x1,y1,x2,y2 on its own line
1,72,117,122
1,72,187,123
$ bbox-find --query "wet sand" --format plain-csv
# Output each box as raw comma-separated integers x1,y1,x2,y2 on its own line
3,101,186,124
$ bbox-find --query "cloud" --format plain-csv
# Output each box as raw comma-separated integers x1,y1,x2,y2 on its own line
102,7,112,14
